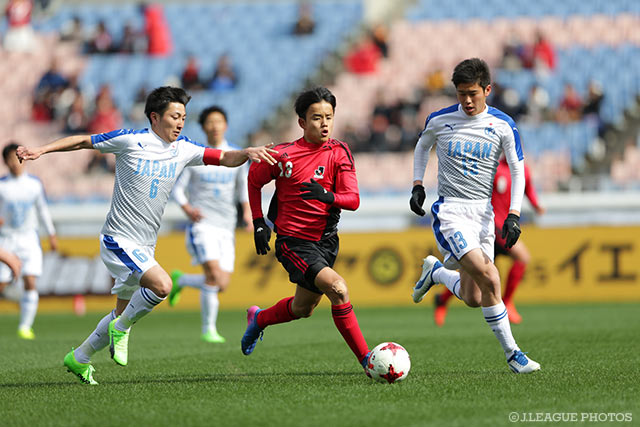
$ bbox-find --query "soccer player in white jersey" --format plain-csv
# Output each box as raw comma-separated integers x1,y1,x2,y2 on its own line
0,143,58,340
168,105,253,343
16,86,277,385
409,58,540,374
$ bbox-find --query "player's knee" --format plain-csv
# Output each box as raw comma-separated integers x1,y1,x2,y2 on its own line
325,279,349,302
152,276,173,298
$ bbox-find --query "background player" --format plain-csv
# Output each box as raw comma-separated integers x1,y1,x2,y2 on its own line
242,86,372,376
434,156,545,326
17,86,276,385
409,58,540,374
169,105,253,343
0,142,58,340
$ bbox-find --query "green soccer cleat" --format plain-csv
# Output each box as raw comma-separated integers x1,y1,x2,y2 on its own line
64,350,98,385
17,327,35,340
168,270,184,307
201,330,226,343
108,318,129,366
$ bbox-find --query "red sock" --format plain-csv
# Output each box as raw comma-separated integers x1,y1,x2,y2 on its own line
438,289,453,305
256,296,299,329
331,302,369,362
504,261,526,303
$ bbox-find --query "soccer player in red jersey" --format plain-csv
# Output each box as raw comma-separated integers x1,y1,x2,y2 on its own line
241,86,372,376
433,156,545,326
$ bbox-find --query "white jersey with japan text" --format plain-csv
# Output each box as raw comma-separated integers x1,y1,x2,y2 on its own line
173,140,248,232
0,173,55,237
414,104,525,211
91,128,206,246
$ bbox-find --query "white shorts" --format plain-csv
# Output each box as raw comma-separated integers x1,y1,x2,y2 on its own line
430,197,495,269
99,234,159,300
0,232,42,281
185,223,235,272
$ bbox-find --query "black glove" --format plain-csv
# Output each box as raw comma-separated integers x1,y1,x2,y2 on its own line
409,184,426,216
253,218,271,255
501,213,521,249
300,179,335,204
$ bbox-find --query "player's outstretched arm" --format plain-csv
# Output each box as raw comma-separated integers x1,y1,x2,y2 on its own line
220,143,277,167
16,135,93,162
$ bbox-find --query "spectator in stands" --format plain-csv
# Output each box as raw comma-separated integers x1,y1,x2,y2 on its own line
532,31,556,74
3,0,36,53
371,24,389,58
59,15,86,44
32,59,69,121
490,83,525,122
582,80,607,135
144,3,172,56
209,54,238,92
344,34,381,74
422,68,447,96
87,20,113,54
63,90,89,134
87,85,122,134
86,151,114,174
522,83,551,124
181,55,203,91
293,1,315,35
128,86,148,123
118,22,145,54
555,83,583,123
500,33,528,71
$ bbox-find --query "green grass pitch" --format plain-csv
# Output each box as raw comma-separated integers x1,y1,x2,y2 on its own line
1,303,638,426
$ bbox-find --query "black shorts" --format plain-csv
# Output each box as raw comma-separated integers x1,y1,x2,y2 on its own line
275,234,339,294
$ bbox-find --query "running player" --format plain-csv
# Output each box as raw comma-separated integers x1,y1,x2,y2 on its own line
409,58,540,373
169,105,252,343
0,142,58,340
16,86,276,384
434,156,545,326
242,87,372,377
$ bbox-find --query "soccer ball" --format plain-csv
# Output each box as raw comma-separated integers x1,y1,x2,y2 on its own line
366,342,411,383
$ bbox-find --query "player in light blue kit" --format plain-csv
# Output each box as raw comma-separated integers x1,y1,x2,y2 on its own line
409,58,540,374
169,106,253,343
0,143,58,340
17,86,277,384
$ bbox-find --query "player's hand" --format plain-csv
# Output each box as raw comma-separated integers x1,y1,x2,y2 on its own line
300,179,335,204
409,184,426,216
253,218,271,255
245,143,278,165
501,213,521,248
182,204,203,222
16,146,42,163
49,235,59,252
535,206,546,215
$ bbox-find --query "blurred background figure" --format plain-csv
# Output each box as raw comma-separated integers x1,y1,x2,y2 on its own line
181,54,203,91
209,54,237,92
143,3,172,56
3,0,36,52
293,1,315,35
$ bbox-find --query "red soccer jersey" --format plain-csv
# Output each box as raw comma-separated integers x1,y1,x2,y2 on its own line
492,157,540,228
248,137,359,241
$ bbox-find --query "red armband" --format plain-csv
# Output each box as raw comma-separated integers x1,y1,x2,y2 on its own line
203,148,221,165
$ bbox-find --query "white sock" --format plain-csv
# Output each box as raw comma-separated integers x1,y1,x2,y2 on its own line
482,302,519,358
201,285,219,334
74,309,116,364
18,289,38,330
178,274,205,289
433,268,462,300
115,288,164,331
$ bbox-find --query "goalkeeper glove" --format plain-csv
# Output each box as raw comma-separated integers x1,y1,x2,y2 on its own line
409,184,426,216
501,213,521,249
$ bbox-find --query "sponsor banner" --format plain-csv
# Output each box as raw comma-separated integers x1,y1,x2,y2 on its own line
1,227,638,313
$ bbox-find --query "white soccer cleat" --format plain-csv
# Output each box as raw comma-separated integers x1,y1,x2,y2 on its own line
507,350,541,374
412,255,443,303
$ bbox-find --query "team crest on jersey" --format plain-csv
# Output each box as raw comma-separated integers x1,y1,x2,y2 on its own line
169,144,179,157
313,166,325,179
484,126,497,137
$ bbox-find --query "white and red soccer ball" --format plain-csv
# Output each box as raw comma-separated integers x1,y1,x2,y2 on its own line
366,342,411,383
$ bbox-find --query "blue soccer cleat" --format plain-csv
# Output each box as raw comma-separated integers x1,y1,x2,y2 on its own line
361,351,372,378
507,350,541,374
241,305,264,355
412,255,443,303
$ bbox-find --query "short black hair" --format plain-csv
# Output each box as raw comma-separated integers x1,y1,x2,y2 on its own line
144,86,191,123
198,105,228,127
452,58,491,89
2,142,19,162
294,86,336,119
